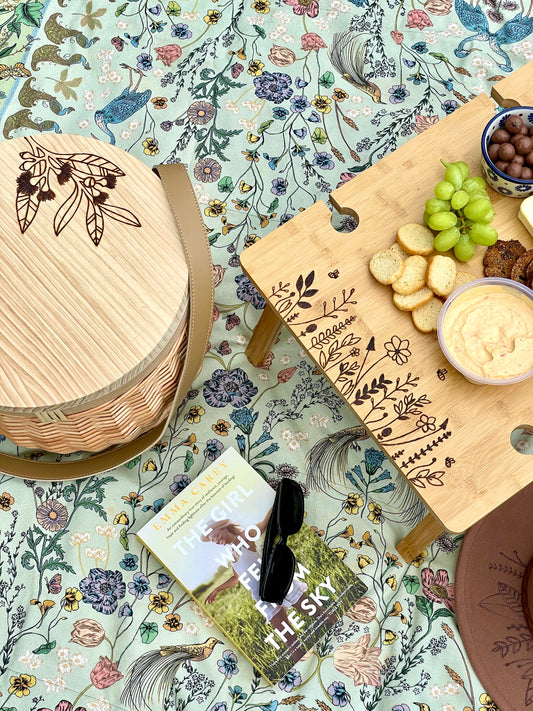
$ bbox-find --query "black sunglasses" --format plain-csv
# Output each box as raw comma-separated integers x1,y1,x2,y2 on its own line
259,478,304,604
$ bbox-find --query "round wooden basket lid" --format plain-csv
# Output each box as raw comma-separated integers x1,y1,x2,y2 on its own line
0,134,189,414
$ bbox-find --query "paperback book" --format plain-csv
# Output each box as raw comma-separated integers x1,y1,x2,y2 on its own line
136,446,368,685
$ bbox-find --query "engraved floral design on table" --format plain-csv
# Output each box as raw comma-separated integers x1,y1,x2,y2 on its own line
15,136,141,245
268,269,454,493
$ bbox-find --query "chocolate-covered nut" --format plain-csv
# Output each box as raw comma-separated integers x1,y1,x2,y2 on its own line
512,154,525,165
488,143,500,161
521,166,533,180
510,133,523,146
506,162,524,178
526,150,533,166
505,115,524,134
515,136,533,155
521,125,530,135
498,142,515,161
494,160,509,172
491,128,511,144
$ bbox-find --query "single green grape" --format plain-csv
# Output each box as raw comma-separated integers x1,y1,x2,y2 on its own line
476,208,495,224
469,223,498,246
434,180,455,201
433,226,461,252
466,190,490,202
463,197,493,222
451,190,470,210
454,160,470,182
453,233,476,261
462,176,486,194
440,160,464,190
425,198,451,215
423,210,431,226
428,211,458,231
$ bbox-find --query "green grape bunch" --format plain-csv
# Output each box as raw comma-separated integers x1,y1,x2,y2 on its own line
423,159,498,261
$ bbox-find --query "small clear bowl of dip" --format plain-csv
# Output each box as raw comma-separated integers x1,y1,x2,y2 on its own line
437,277,533,385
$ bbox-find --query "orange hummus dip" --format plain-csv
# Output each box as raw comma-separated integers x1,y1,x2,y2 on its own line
441,283,533,380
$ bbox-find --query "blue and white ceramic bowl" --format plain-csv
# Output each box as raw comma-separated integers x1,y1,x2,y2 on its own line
481,106,533,198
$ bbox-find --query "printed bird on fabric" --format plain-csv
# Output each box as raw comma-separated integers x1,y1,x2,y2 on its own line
306,425,370,494
328,30,384,103
120,637,221,710
94,63,151,144
454,0,533,72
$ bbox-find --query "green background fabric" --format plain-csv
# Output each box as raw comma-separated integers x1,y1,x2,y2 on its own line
0,1,528,709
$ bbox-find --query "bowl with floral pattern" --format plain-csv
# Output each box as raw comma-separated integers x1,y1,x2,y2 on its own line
481,106,533,198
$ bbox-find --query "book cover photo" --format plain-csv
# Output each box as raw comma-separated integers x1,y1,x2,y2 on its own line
136,446,368,685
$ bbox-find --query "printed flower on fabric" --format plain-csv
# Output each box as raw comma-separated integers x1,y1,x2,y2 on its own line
203,367,258,408
284,0,320,18
414,114,439,134
301,32,326,50
79,568,126,614
278,668,302,691
388,84,410,104
205,199,226,217
442,99,458,114
128,571,152,599
0,491,14,510
90,656,123,689
407,9,433,28
136,53,153,71
188,101,215,125
424,0,452,11
204,9,221,24
328,680,351,707
37,701,88,711
62,587,83,612
345,596,377,623
421,567,456,612
36,499,68,531
119,553,139,571
164,612,183,631
269,45,295,66
313,151,334,170
170,474,191,495
9,673,36,697
154,44,181,66
254,71,293,104
218,650,239,678
70,618,106,647
172,23,192,39
149,590,173,613
291,95,310,113
194,158,221,183
235,273,266,309
333,634,382,686
204,438,224,460
151,96,167,109
142,137,159,156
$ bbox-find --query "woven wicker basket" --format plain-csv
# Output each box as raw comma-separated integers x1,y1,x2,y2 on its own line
0,135,213,471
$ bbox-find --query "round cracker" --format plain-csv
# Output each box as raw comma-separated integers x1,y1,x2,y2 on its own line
483,239,526,278
369,248,405,285
511,249,533,284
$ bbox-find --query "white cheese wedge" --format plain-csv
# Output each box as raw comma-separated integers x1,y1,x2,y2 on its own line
518,194,533,237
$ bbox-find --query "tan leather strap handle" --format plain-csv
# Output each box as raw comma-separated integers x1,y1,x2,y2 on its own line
0,162,213,480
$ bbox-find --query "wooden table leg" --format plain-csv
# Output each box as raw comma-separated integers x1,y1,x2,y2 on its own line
245,303,283,366
396,512,445,562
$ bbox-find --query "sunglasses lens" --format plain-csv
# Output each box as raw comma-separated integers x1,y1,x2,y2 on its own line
261,543,295,604
278,479,304,536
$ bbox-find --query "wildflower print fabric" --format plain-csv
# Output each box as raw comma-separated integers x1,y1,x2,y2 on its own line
0,1,530,710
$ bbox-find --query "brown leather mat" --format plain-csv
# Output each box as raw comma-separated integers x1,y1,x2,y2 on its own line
456,480,533,711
